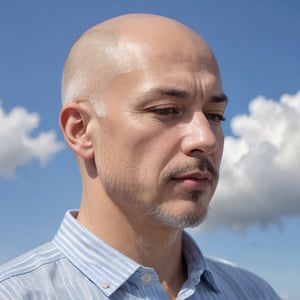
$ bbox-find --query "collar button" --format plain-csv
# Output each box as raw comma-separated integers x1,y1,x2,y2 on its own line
102,282,110,289
141,274,152,282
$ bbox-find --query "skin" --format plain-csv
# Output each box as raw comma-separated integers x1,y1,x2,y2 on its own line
60,14,227,298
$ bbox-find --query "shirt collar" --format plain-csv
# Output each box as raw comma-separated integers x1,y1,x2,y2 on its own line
53,210,141,297
182,231,220,293
53,211,219,297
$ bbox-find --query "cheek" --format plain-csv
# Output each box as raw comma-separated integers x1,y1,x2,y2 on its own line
124,131,176,187
215,132,224,167
95,114,179,177
94,125,151,175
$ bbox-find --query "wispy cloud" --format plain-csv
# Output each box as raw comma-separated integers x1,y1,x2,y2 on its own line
203,91,300,232
279,292,299,300
0,103,64,178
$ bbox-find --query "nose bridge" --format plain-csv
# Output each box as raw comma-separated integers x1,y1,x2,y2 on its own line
182,111,218,155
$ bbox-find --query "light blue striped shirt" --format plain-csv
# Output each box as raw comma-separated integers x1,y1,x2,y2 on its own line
0,211,280,299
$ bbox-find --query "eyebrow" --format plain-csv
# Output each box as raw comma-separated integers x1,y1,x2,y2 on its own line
210,94,228,103
145,87,228,104
140,87,190,100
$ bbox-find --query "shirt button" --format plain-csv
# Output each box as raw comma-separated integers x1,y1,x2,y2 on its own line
102,282,110,289
141,274,152,282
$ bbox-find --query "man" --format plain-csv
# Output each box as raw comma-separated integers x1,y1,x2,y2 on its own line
0,14,280,299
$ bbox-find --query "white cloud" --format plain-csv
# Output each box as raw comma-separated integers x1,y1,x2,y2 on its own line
202,91,300,232
280,293,289,300
0,104,64,178
280,292,299,300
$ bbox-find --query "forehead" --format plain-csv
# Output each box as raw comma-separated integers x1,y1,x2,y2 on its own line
94,22,224,106
122,29,215,66
114,51,220,100
104,64,225,114
130,59,223,103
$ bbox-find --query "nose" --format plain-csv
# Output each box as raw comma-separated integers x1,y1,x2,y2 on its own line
181,112,220,157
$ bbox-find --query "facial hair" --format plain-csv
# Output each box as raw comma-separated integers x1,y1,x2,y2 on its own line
144,158,219,228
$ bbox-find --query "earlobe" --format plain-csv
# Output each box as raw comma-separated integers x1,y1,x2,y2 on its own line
59,104,94,160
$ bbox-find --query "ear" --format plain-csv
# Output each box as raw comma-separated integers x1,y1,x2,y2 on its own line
59,103,94,160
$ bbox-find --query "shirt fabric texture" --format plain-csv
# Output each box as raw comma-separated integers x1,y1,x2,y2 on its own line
0,211,281,299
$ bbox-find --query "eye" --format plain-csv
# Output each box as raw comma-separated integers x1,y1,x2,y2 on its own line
150,107,181,116
206,113,226,123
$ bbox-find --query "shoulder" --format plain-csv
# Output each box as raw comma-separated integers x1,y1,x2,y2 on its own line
0,242,64,281
205,256,281,299
0,242,65,299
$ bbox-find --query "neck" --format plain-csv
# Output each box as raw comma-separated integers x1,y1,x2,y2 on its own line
77,187,188,296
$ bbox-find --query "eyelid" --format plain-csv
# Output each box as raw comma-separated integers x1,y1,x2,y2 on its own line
204,103,227,123
151,106,180,114
147,104,183,117
205,113,226,123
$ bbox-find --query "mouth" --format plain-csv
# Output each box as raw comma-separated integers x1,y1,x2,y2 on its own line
171,172,212,190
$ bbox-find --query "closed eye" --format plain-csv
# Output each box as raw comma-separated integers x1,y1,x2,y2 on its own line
150,107,181,116
206,113,226,123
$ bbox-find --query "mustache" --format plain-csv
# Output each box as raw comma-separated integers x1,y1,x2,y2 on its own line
162,159,219,182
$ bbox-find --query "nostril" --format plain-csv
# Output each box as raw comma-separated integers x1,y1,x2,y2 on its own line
191,148,203,153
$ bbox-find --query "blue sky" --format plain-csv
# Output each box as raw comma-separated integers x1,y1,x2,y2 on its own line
1,1,299,299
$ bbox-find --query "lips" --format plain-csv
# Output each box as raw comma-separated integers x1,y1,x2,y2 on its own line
172,172,212,190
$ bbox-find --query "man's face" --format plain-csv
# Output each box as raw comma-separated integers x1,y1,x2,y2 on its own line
89,36,227,228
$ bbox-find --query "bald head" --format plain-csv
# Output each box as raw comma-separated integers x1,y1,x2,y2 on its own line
60,14,226,225
61,14,220,113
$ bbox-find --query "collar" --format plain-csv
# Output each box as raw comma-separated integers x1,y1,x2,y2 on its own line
53,211,219,297
53,210,141,297
182,231,220,293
